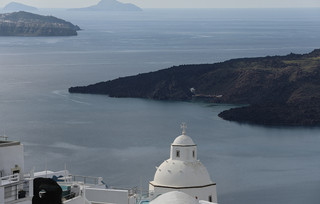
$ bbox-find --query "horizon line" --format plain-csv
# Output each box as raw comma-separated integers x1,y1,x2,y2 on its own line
1,7,320,10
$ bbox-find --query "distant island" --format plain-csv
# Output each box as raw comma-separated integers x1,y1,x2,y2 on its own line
69,49,320,126
3,2,38,11
0,11,80,36
70,0,142,12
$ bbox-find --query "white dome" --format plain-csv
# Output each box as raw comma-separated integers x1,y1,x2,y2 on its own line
150,191,198,204
151,159,213,187
172,135,195,146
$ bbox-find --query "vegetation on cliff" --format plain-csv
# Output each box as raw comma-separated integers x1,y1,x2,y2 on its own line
0,11,80,36
69,49,320,126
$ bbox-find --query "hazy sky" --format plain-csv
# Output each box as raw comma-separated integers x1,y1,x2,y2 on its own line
1,0,320,9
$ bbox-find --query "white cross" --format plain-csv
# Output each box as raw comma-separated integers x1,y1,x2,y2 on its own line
181,122,187,135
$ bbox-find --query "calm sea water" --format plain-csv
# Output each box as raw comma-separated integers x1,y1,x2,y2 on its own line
1,8,320,204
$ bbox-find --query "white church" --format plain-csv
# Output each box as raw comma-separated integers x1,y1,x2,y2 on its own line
149,124,217,203
0,124,217,204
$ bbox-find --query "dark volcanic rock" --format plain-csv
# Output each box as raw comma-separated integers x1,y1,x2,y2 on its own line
0,11,80,36
218,104,320,126
69,49,320,126
69,65,210,100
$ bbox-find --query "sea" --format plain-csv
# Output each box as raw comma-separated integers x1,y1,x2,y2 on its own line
0,8,320,204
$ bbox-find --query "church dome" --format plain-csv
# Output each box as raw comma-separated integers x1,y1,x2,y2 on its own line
172,134,195,146
150,191,198,204
151,159,213,187
150,123,215,190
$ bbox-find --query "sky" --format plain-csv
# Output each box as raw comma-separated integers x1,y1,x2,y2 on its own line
1,0,320,9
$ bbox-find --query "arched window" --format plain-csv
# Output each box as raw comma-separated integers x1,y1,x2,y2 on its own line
192,150,195,158
209,195,212,202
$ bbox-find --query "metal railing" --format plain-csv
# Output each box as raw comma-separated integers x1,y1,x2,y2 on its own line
0,174,19,186
71,175,103,185
0,135,8,141
3,180,29,203
133,188,151,204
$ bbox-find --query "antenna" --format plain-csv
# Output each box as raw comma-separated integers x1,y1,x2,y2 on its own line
139,176,143,200
0,128,8,141
45,159,48,178
64,163,67,183
30,167,35,178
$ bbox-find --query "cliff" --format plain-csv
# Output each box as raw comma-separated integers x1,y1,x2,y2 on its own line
0,11,80,36
69,49,320,126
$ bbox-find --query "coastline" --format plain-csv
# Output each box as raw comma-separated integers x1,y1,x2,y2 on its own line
69,49,320,126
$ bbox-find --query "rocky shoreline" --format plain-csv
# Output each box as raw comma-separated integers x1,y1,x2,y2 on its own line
0,11,80,36
69,49,320,126
218,104,320,126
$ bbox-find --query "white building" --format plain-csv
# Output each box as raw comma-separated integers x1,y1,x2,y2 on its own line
149,125,217,203
0,127,218,204
0,138,24,178
0,137,136,204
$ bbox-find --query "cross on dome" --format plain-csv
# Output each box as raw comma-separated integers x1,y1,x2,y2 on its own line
181,123,187,135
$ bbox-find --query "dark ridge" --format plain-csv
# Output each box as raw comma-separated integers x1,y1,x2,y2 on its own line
69,49,320,126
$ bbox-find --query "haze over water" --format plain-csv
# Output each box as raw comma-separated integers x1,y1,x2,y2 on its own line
0,8,320,204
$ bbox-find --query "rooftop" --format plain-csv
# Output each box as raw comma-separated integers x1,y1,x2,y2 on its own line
0,140,21,147
152,159,214,187
172,135,195,146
